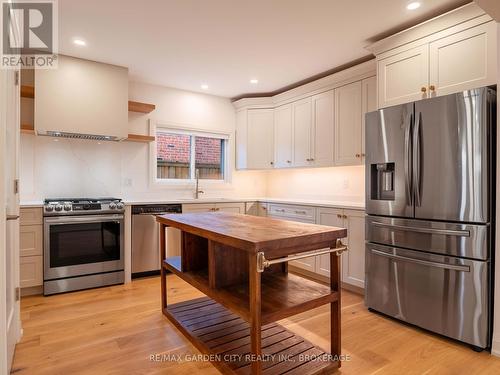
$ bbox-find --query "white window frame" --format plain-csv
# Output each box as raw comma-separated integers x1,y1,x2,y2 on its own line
149,121,231,188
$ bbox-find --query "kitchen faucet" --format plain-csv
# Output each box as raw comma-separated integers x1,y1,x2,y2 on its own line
195,169,204,199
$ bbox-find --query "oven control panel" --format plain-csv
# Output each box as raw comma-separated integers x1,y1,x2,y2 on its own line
44,198,125,216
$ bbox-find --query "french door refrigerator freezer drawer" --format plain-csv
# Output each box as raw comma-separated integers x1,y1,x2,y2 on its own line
365,243,489,348
366,216,489,260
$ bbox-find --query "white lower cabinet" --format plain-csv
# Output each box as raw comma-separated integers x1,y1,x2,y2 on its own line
20,208,44,290
266,203,317,272
316,208,366,289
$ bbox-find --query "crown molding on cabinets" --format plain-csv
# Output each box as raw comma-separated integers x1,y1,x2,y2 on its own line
366,2,490,56
233,59,376,111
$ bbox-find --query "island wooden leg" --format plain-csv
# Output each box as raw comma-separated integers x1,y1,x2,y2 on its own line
330,248,341,367
249,253,262,375
160,223,167,312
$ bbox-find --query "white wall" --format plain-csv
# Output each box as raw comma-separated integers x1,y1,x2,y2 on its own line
266,165,365,204
20,81,268,202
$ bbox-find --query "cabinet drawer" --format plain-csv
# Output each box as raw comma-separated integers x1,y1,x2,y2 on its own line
20,255,43,288
20,225,43,256
20,207,43,226
268,204,315,221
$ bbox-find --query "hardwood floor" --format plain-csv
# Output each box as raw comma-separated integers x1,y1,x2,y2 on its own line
12,276,500,374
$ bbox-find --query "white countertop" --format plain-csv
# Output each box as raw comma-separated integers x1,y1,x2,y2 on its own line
20,197,365,210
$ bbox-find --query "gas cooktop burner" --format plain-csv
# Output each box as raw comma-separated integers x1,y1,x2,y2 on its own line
44,197,124,216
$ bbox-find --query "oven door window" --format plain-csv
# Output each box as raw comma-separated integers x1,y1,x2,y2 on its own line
49,221,121,267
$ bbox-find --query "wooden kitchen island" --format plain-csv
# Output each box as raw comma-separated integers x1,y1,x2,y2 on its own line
157,212,347,375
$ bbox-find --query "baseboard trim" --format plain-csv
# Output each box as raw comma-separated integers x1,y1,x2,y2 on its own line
491,339,500,357
21,286,43,296
288,265,365,296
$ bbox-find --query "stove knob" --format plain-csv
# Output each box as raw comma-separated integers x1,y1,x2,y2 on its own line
109,202,117,210
54,204,63,212
116,202,124,210
45,205,54,212
63,204,72,211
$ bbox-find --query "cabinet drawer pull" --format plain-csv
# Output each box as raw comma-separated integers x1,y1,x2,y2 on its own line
295,210,307,215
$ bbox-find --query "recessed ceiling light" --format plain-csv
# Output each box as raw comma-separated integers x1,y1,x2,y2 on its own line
406,2,421,10
73,38,86,46
201,84,209,90
250,79,259,84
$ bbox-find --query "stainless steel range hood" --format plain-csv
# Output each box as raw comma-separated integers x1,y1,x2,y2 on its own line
38,130,123,142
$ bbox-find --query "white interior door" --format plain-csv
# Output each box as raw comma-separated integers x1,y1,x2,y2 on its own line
1,66,21,374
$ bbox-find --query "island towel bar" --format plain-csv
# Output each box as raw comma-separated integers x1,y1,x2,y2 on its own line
257,239,348,273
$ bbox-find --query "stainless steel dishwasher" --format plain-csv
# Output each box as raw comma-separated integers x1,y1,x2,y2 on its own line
131,204,182,277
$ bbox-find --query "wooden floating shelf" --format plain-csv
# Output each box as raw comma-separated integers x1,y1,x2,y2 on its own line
164,256,338,325
128,100,155,113
20,123,35,135
166,296,338,375
125,134,155,143
20,85,35,98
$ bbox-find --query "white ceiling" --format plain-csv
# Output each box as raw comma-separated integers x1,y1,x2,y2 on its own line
59,0,469,98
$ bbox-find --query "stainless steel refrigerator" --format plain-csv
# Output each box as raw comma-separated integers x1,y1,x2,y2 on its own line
364,87,496,350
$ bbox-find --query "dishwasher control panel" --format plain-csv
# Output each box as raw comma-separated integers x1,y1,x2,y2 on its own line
132,204,182,215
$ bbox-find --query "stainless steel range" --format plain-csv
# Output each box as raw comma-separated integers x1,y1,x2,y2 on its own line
43,198,125,295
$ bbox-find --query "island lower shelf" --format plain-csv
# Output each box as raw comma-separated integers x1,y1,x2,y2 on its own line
165,296,339,375
164,256,339,325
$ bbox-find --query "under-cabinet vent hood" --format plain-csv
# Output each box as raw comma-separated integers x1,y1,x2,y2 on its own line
38,130,122,141
35,55,129,141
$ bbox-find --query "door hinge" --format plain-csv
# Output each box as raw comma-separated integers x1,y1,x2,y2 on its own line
15,71,20,86
15,287,21,301
14,179,19,195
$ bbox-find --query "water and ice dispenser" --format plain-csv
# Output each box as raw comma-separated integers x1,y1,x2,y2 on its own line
370,162,395,200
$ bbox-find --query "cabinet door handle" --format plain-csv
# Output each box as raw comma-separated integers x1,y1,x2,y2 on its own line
361,153,366,157
286,160,291,163
355,154,361,158
270,161,274,165
337,214,342,219
343,215,348,219
429,85,435,92
310,158,314,161
421,87,427,93
295,210,307,215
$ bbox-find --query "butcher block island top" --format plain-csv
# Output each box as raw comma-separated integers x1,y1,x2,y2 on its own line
157,212,347,375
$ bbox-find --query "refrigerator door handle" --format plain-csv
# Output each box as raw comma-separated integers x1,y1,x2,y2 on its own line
404,113,413,206
370,221,470,237
371,249,470,272
413,111,422,207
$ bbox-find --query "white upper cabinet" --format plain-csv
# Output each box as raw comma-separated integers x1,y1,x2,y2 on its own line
361,76,377,159
377,45,429,108
429,21,497,97
235,110,248,170
35,55,129,139
368,3,497,108
273,104,293,168
311,90,334,167
233,59,376,170
334,81,362,166
292,98,313,167
247,109,274,169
